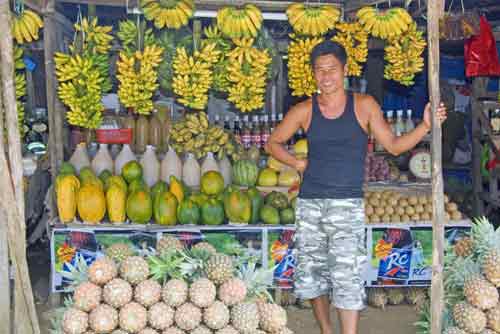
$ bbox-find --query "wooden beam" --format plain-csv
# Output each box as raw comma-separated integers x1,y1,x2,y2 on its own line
344,0,406,12
427,0,445,334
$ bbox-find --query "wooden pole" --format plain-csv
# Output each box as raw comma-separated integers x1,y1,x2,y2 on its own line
427,1,445,334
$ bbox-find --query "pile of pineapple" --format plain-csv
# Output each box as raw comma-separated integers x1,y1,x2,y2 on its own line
367,286,428,311
416,217,500,334
52,236,293,334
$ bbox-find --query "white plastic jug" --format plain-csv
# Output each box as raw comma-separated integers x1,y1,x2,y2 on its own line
91,144,114,176
114,144,136,175
140,145,160,187
201,152,220,176
182,153,200,189
218,154,232,187
70,142,91,174
160,146,182,182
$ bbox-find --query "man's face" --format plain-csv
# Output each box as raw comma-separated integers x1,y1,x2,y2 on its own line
312,54,347,95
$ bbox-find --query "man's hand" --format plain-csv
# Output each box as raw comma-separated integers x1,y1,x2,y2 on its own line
423,102,448,131
294,159,308,174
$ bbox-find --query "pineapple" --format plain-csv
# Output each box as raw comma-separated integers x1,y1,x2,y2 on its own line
472,217,500,287
88,256,118,285
162,279,188,307
138,328,159,334
192,242,217,255
443,327,468,334
258,302,287,333
205,254,234,285
189,278,216,308
88,303,118,333
157,235,184,255
135,279,162,307
454,237,474,257
230,302,260,333
148,302,174,331
405,287,427,311
62,308,89,334
174,303,202,331
218,278,247,306
367,288,388,309
215,326,238,334
163,328,186,334
106,243,135,263
480,329,497,334
453,302,487,333
120,256,150,285
103,278,133,308
119,302,148,333
275,327,294,334
203,300,230,330
487,304,500,332
73,282,102,312
191,325,212,334
387,288,406,305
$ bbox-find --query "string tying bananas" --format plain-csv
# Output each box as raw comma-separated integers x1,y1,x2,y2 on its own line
217,4,262,39
357,6,413,40
12,9,43,44
141,0,194,29
226,38,271,113
117,45,164,115
287,34,323,97
384,22,426,86
172,43,220,110
286,4,340,37
332,22,368,77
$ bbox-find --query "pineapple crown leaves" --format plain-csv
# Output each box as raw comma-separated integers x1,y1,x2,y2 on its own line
49,296,74,334
177,248,213,281
471,216,500,257
414,301,454,334
59,253,89,289
237,260,276,303
147,250,185,283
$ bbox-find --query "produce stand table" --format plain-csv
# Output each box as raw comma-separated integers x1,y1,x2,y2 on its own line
49,219,471,293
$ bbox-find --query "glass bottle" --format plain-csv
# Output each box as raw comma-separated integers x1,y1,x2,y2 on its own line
261,115,270,149
242,115,252,149
251,115,261,149
233,116,242,144
405,109,415,133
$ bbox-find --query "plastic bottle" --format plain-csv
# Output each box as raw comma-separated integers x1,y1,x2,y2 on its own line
405,109,415,133
233,116,242,144
395,109,405,137
122,110,136,151
91,143,114,176
149,109,163,150
115,144,136,175
141,145,160,187
135,114,149,154
386,110,396,134
160,146,182,182
242,115,251,149
201,152,220,176
261,115,270,149
69,142,91,174
251,115,261,149
182,153,201,189
218,154,232,187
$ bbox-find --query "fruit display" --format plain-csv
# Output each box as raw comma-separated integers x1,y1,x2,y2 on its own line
356,6,413,40
116,19,156,56
51,239,292,334
172,43,220,110
226,38,271,112
141,0,194,29
216,4,263,39
11,9,43,44
368,287,428,311
364,190,465,224
286,3,340,37
384,22,426,86
331,22,369,77
287,34,323,97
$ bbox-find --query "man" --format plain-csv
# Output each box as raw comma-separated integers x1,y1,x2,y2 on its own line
264,40,447,334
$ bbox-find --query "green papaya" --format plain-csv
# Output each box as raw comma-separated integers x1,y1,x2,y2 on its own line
200,198,225,225
153,191,178,225
247,187,263,224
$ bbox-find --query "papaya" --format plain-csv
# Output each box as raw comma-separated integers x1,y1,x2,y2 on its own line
201,198,225,225
266,191,289,210
99,169,112,185
280,208,295,224
260,205,280,225
106,184,126,223
151,181,168,201
59,162,76,175
128,179,149,194
200,171,224,196
105,175,128,193
177,199,200,225
257,168,278,187
153,191,178,225
247,187,263,224
77,184,106,223
79,166,96,183
122,160,143,184
189,192,209,207
126,190,152,224
224,189,251,224
169,175,185,203
56,174,80,223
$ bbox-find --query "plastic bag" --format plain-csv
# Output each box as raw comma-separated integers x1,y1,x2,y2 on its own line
464,16,500,77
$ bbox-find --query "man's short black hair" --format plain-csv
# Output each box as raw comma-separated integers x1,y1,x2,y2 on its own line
310,40,347,68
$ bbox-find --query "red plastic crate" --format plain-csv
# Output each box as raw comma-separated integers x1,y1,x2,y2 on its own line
95,128,133,144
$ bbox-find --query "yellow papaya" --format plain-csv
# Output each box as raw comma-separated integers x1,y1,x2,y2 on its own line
106,184,126,223
77,184,106,223
56,174,80,223
169,175,184,203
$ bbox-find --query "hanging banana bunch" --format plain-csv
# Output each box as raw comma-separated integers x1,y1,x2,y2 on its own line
286,4,340,37
332,22,368,77
225,38,271,113
203,25,232,94
54,17,113,129
217,4,263,39
287,34,323,97
117,19,156,56
384,22,426,86
356,6,413,40
172,42,220,110
12,8,44,44
141,0,194,29
13,46,26,135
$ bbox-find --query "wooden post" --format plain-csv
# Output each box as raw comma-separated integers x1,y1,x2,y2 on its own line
427,1,446,334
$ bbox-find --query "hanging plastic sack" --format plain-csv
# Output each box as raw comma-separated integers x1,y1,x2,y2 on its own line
464,15,500,77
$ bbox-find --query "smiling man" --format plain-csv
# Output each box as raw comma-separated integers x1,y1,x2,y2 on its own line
264,40,447,334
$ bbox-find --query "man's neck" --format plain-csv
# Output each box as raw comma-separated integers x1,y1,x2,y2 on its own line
318,89,347,107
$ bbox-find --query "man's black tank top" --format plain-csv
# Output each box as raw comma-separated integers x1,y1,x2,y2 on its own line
299,91,367,199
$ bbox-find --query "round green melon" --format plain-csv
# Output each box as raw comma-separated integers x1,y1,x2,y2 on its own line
232,160,259,187
200,171,225,195
260,205,280,225
201,198,225,225
122,160,143,184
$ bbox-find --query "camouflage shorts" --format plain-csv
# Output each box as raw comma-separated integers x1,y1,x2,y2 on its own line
294,197,367,311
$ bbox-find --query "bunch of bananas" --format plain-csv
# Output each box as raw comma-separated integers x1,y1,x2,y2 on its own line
55,54,105,128
169,111,242,160
357,6,413,39
332,22,369,77
117,19,156,55
13,46,26,134
286,4,340,37
72,17,113,54
141,0,194,29
172,43,220,110
117,45,164,115
203,25,232,93
12,9,43,44
225,38,271,112
384,22,426,86
287,34,323,97
217,4,262,39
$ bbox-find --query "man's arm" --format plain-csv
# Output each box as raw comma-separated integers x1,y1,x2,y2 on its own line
264,103,308,172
